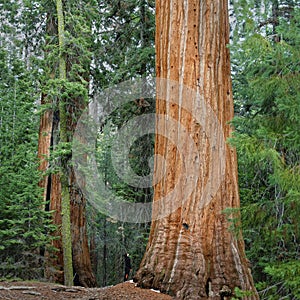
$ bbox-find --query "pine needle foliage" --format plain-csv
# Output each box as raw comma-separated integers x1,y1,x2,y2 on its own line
0,48,55,280
230,2,300,298
92,0,155,88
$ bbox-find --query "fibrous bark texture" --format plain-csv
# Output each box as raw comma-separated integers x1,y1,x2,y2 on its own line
134,1,259,299
70,168,97,287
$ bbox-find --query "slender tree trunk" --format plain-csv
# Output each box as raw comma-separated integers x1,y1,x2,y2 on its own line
89,225,98,280
139,0,147,77
65,26,97,290
135,1,258,299
103,219,107,287
56,0,73,287
272,0,280,42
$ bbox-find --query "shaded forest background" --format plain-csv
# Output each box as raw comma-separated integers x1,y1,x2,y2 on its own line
0,0,299,299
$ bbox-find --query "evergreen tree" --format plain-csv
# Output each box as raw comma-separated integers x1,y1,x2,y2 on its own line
0,47,54,280
92,0,155,88
230,1,300,298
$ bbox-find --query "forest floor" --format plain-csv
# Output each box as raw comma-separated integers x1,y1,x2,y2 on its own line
0,280,173,300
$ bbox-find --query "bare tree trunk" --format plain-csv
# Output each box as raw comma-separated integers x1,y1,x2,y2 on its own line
134,1,258,299
89,224,98,280
103,219,107,287
56,0,74,286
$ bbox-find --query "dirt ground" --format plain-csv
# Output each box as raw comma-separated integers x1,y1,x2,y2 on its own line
0,281,173,300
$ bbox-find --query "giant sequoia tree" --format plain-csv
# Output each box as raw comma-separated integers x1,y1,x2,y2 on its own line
135,1,258,299
37,0,96,287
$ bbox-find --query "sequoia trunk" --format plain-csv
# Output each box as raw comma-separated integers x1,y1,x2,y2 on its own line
135,1,258,299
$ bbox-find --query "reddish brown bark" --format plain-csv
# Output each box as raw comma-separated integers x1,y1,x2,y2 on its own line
44,173,64,284
41,104,64,284
70,168,97,287
37,101,65,283
135,1,258,299
37,11,57,196
37,10,57,195
37,102,53,201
